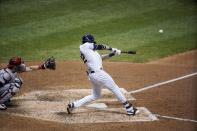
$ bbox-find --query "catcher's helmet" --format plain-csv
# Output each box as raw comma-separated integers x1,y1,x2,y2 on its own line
82,34,95,43
8,57,22,68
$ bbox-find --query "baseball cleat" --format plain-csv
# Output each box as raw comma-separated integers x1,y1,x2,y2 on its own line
0,104,7,110
127,107,139,116
67,103,74,114
123,101,139,116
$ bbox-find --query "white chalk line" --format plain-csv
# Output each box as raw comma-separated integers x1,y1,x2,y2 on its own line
129,72,197,94
155,114,197,123
128,72,197,123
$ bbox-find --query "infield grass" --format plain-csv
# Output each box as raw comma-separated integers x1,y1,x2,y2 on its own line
0,0,196,62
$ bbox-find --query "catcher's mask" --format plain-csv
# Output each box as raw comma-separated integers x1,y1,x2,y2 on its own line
7,57,24,72
8,57,22,67
82,34,96,44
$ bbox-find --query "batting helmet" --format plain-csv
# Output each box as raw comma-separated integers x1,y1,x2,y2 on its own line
8,57,22,68
82,34,95,44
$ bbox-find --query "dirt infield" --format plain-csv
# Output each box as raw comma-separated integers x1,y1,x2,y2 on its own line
0,50,197,131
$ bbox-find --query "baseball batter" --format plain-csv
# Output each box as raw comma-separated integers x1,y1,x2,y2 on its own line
0,57,55,110
67,34,138,116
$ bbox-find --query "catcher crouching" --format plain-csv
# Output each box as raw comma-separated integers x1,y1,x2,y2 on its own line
0,56,56,110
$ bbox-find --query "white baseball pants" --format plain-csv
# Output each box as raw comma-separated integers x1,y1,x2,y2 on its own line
73,70,127,108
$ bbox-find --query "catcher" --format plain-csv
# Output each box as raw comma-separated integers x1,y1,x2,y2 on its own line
0,56,56,110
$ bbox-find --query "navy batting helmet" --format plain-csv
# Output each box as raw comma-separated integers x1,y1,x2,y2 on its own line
82,34,95,43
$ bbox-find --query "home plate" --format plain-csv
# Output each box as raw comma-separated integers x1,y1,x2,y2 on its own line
86,103,108,110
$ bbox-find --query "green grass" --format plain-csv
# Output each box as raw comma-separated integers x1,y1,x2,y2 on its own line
0,0,196,63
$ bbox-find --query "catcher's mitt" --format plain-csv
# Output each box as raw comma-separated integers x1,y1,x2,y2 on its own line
44,57,56,70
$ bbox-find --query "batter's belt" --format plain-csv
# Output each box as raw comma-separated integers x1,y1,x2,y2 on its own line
86,67,103,75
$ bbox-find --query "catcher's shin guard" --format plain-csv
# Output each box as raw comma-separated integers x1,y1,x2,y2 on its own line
0,90,12,105
67,103,74,114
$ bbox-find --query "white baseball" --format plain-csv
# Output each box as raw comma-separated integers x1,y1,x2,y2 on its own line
159,29,163,33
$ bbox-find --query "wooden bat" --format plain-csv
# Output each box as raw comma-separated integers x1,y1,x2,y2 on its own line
121,50,136,54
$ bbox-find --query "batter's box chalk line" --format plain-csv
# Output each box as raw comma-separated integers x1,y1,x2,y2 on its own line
128,72,197,123
155,114,197,123
129,72,197,94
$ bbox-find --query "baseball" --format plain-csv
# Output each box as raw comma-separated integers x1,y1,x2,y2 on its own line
159,29,163,33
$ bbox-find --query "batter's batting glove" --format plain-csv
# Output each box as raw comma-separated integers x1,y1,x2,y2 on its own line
115,49,121,55
111,48,118,52
112,48,121,55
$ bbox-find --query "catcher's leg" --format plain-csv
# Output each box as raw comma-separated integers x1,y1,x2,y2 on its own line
67,83,101,114
0,83,21,110
0,90,11,110
0,84,12,110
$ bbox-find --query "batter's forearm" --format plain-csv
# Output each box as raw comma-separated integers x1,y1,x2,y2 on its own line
94,44,112,50
101,52,116,60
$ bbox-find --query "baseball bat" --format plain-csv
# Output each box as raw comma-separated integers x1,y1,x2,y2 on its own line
121,50,136,54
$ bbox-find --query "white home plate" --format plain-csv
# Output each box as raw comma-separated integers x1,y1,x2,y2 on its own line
0,89,158,123
86,103,108,110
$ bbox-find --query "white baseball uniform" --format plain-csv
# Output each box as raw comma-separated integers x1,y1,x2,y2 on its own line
73,42,127,108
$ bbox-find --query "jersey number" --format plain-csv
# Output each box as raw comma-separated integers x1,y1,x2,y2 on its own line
80,52,87,63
